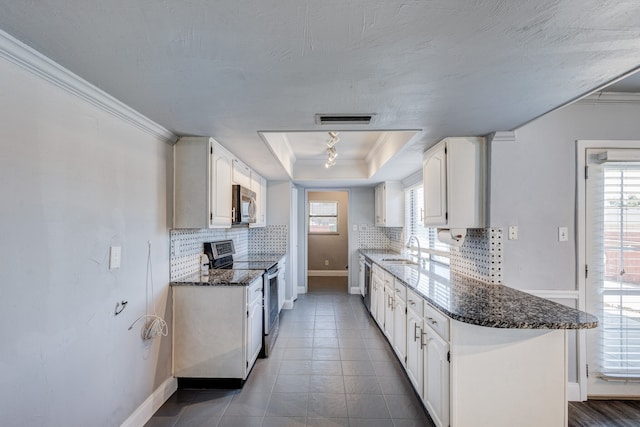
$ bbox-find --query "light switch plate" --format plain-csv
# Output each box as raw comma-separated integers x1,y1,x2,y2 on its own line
109,246,121,269
558,227,569,242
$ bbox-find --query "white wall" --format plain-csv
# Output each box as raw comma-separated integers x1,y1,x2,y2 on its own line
0,56,173,426
491,99,640,291
267,180,294,300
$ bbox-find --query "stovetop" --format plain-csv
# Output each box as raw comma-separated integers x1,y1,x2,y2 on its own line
214,260,277,270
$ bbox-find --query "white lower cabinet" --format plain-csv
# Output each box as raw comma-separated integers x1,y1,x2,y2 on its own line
173,277,263,380
392,280,406,366
372,266,385,328
423,324,450,427
383,275,394,340
405,291,424,398
247,278,264,370
368,263,569,427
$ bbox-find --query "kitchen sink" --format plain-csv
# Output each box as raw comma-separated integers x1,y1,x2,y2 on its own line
381,258,418,265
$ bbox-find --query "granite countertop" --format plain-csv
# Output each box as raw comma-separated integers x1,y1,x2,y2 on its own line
360,249,598,330
171,269,264,286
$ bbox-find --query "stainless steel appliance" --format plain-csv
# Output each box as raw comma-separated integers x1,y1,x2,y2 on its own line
231,185,257,225
363,258,371,310
204,240,280,357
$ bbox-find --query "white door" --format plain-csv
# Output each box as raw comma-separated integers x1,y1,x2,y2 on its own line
584,146,640,396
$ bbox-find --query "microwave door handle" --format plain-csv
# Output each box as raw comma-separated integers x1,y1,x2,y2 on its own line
231,207,236,222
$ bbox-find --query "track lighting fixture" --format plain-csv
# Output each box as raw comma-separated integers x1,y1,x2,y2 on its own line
324,132,340,168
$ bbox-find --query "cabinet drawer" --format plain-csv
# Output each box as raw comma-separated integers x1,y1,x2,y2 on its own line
393,279,406,302
406,289,423,314
424,302,449,341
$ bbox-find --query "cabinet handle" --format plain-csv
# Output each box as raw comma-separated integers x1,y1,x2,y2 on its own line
409,299,415,305
414,323,421,341
395,289,401,293
427,317,438,325
420,331,427,349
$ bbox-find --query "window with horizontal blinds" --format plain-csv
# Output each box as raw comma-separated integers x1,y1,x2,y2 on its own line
405,185,449,265
309,201,338,233
591,162,640,378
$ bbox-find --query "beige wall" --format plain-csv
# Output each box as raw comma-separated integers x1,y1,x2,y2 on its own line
308,191,349,272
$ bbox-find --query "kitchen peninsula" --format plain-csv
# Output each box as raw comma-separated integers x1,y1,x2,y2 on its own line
360,249,597,427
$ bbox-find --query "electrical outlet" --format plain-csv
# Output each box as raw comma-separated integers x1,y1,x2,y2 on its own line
109,246,121,269
508,225,518,240
324,260,329,266
558,227,569,242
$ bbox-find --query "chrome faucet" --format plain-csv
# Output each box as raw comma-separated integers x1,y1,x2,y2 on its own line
406,234,422,266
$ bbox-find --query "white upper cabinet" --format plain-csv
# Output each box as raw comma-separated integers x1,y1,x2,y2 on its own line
174,136,233,229
374,181,404,227
249,171,267,228
232,158,252,188
423,137,486,228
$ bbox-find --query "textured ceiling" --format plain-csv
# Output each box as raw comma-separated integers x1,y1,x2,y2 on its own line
1,0,639,186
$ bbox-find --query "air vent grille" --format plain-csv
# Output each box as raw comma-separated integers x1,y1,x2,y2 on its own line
315,114,375,125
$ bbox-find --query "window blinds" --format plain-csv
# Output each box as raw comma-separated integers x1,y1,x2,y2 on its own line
590,161,640,378
404,185,450,265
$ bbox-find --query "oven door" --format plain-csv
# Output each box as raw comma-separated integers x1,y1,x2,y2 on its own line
264,267,279,332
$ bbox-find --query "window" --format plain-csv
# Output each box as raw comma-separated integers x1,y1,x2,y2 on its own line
405,185,450,265
309,201,338,233
593,163,640,378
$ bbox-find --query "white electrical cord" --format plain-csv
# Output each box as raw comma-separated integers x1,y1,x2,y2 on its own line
128,241,168,340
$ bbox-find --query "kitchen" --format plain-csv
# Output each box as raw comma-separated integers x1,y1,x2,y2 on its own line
2,2,640,427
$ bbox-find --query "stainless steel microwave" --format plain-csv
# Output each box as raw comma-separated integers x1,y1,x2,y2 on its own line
232,185,257,224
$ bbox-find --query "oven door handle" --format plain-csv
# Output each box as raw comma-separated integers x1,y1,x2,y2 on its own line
266,269,279,280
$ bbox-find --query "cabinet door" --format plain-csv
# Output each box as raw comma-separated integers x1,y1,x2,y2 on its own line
374,184,384,226
406,308,423,397
392,293,406,365
250,173,267,227
210,146,233,227
423,142,447,227
374,275,385,327
247,282,263,373
359,260,364,296
232,158,252,188
423,327,450,427
383,280,394,340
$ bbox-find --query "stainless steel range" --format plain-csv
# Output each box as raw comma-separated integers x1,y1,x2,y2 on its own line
204,240,280,357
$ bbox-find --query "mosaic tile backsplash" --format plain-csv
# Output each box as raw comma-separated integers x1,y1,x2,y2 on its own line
450,228,503,284
363,225,504,285
170,225,289,280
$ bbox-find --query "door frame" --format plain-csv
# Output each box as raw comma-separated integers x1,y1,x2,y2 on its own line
302,188,352,294
576,139,640,399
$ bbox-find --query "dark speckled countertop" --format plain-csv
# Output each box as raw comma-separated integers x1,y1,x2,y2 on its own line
170,253,285,286
360,249,598,330
171,269,264,286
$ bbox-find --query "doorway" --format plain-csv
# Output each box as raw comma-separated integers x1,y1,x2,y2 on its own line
307,190,349,292
578,141,640,398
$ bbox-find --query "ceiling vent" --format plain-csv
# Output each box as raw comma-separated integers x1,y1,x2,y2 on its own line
315,114,376,125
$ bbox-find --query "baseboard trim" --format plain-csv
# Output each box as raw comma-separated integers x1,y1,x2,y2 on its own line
567,382,581,402
283,299,294,309
308,270,348,277
297,286,306,295
120,376,177,427
349,287,362,295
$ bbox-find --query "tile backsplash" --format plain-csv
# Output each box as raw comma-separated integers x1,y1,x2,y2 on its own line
450,228,503,284
170,225,289,280
366,225,504,285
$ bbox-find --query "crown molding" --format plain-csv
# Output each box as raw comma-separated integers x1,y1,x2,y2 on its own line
0,29,177,143
487,130,516,144
578,91,640,105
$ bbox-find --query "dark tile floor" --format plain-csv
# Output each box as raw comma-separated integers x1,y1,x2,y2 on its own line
145,290,434,427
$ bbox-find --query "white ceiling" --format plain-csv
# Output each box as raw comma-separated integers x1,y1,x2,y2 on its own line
1,1,640,187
